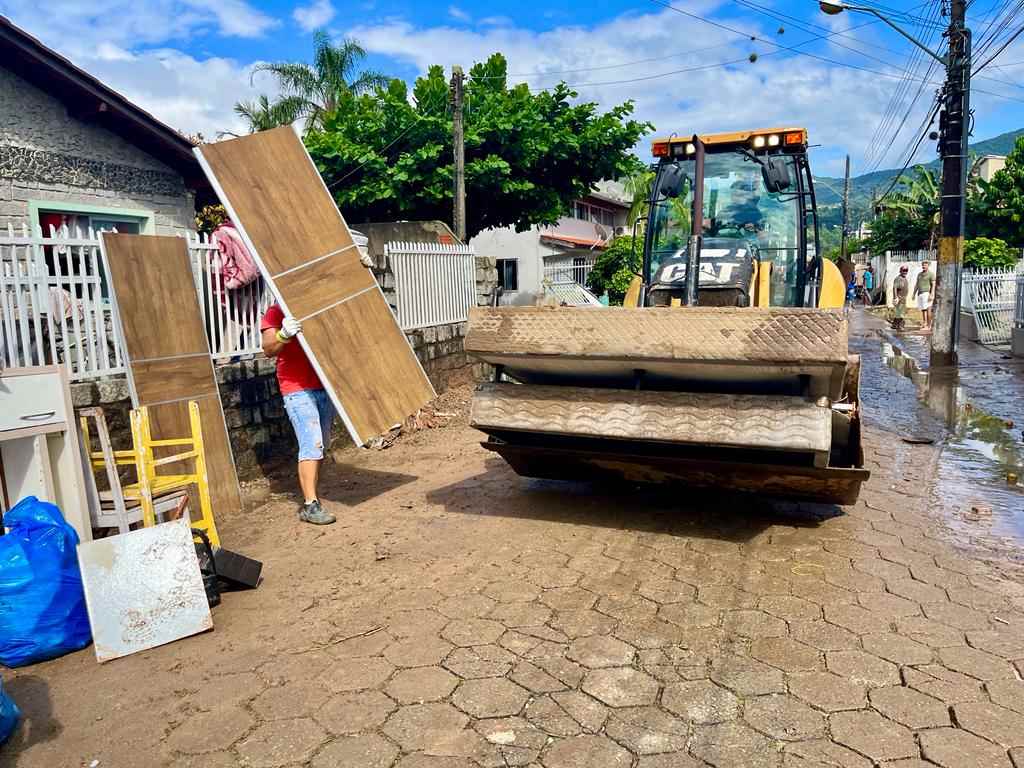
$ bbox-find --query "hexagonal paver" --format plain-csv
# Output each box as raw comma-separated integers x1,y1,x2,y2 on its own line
954,701,1024,747
722,609,788,638
328,629,393,659
744,693,825,741
710,654,785,696
987,680,1024,715
759,595,821,621
530,567,583,589
904,664,987,703
638,578,696,604
868,686,950,729
251,678,331,720
322,657,395,693
566,635,635,668
830,710,916,762
939,645,1016,681
749,637,821,673
512,660,569,693
489,601,551,628
549,610,617,639
920,727,1014,768
634,752,703,768
236,717,329,768
484,580,541,603
444,645,514,679
441,618,505,647
782,739,872,768
525,694,582,737
1012,747,1024,768
921,600,990,630
385,667,459,704
605,706,688,755
887,578,948,605
823,603,891,634
451,677,530,718
787,672,866,712
552,690,608,733
790,620,860,651
540,587,597,611
825,650,899,687
259,651,334,685
540,734,632,768
896,616,965,647
393,754,476,768
581,667,659,707
166,707,254,754
658,602,720,628
318,690,396,735
383,703,470,752
183,671,263,711
386,610,450,638
967,629,1024,660
662,679,738,723
689,721,780,768
384,636,454,668
856,591,921,619
861,632,934,665
436,593,497,619
696,585,758,609
311,733,399,768
385,587,442,611
597,594,658,623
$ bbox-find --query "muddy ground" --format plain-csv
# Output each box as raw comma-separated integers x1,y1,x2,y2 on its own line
3,315,1024,768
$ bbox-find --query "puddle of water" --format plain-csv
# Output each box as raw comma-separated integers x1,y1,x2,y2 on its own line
875,338,1024,542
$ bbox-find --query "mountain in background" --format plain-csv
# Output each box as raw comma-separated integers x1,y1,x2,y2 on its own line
814,127,1024,230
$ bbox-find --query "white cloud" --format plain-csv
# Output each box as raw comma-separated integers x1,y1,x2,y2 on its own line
350,7,956,175
293,0,336,32
448,5,470,22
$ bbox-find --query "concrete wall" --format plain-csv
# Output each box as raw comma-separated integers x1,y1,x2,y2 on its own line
470,226,561,304
0,66,195,235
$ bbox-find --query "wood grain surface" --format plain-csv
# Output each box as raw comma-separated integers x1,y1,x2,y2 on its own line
101,233,242,518
196,127,435,444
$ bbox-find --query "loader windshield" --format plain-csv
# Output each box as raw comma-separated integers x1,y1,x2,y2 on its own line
648,150,803,305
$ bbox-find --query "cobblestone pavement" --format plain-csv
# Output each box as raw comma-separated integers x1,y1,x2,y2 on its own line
3,409,1024,767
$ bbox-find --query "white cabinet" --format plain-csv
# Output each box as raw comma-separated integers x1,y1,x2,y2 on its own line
0,366,91,541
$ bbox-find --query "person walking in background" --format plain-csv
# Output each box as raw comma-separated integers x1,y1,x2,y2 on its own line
862,266,875,306
913,260,936,332
892,264,909,331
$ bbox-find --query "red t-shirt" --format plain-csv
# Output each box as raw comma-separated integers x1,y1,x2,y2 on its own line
260,304,323,395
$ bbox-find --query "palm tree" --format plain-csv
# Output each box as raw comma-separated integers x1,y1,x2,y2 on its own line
879,165,941,250
624,169,655,228
249,30,389,130
229,95,306,135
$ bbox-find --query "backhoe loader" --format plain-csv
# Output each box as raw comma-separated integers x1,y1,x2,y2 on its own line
465,128,868,504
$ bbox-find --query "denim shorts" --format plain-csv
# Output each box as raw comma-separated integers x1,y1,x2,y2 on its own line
283,388,336,461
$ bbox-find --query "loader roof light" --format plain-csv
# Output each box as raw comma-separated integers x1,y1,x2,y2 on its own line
785,131,804,145
686,143,696,154
652,141,670,157
671,142,688,157
768,134,781,146
752,135,767,148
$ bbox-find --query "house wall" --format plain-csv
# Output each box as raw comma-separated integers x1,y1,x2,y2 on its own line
0,66,194,235
470,226,561,304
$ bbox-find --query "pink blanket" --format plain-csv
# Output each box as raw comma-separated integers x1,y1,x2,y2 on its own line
212,221,260,290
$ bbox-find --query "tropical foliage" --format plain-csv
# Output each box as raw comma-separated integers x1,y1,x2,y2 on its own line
233,31,388,133
587,235,641,305
305,54,650,238
971,136,1024,245
963,237,1018,268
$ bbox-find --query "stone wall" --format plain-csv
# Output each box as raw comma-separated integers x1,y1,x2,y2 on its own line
0,66,195,235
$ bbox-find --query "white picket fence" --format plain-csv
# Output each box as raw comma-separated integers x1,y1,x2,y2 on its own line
963,264,1024,345
1,223,125,379
388,242,476,331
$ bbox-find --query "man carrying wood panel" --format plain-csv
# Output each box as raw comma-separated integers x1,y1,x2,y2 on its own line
260,252,374,525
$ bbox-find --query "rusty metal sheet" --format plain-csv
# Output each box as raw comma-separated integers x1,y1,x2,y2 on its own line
78,518,212,663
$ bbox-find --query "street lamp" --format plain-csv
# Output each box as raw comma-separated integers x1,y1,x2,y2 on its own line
818,1,947,65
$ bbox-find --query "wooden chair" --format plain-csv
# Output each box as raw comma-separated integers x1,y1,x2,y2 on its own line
79,401,220,546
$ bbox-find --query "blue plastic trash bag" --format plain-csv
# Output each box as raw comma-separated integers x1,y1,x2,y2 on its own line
0,496,91,667
0,679,19,744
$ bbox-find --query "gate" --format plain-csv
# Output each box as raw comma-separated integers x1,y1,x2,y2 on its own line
963,267,1023,345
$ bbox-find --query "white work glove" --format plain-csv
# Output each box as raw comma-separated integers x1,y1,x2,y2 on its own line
279,315,302,339
359,250,373,268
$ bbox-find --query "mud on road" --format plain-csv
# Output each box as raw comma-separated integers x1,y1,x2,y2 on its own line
3,375,1024,768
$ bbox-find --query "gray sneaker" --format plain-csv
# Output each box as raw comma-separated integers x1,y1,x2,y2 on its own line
299,499,336,525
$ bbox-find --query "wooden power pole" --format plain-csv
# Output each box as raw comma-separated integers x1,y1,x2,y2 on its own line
450,65,466,242
841,154,851,262
931,0,971,367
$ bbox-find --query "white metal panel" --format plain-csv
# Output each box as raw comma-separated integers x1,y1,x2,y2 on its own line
387,241,477,331
963,265,1024,345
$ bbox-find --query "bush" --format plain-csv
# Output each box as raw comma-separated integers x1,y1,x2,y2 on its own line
964,237,1017,269
587,235,640,305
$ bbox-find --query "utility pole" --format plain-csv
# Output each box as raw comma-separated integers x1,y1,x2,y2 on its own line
931,0,971,367
450,65,466,243
841,154,851,262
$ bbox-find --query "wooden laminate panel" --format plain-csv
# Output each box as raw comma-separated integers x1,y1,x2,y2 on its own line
132,356,217,405
196,127,435,445
102,233,242,517
197,126,353,276
300,291,436,441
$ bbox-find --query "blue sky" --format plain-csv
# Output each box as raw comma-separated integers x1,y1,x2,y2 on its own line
2,0,1023,176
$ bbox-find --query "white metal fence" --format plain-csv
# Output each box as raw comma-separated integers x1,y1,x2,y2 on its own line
543,257,597,289
963,265,1024,345
187,232,270,362
1,223,125,379
388,241,476,331
1015,273,1024,330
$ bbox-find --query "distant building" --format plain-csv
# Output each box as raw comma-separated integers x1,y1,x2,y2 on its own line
470,180,631,305
973,154,1006,183
1,15,204,237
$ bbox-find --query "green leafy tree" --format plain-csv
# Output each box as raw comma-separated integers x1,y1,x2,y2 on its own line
305,54,650,238
964,237,1018,268
587,235,641,305
235,31,388,133
972,136,1024,245
863,210,932,253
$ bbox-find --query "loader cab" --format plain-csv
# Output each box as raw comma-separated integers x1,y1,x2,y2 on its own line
642,128,821,308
